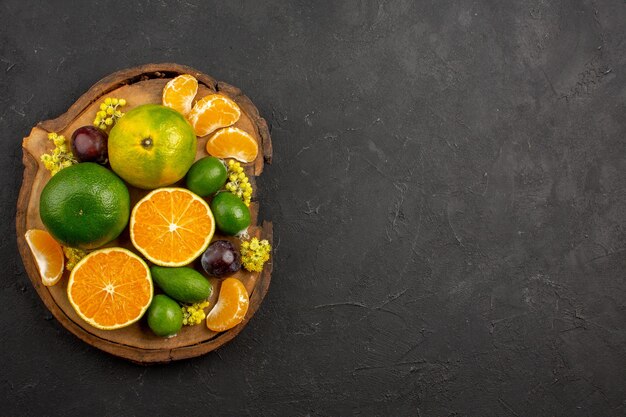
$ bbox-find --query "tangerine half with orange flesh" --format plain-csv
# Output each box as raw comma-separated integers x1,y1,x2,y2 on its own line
67,248,152,330
130,188,215,267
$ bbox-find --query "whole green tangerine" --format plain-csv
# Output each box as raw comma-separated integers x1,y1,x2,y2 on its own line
39,162,130,250
108,104,197,190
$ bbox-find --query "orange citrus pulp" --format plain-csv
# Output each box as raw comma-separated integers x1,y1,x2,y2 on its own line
25,229,64,286
187,94,241,137
205,127,259,163
67,248,153,330
206,277,249,332
130,188,215,267
162,74,198,116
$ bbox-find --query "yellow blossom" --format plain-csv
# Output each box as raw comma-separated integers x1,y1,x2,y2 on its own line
63,247,87,271
40,133,77,176
182,301,210,326
225,160,253,206
93,97,126,130
240,238,271,272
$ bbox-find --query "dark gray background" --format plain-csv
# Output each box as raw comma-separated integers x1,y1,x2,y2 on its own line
2,1,626,416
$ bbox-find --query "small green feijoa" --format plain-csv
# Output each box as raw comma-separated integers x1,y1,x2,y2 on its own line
150,266,212,303
147,294,183,337
185,156,228,197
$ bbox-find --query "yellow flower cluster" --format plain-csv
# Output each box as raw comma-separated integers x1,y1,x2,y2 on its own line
63,246,87,271
40,132,77,176
93,97,126,130
225,160,253,206
182,300,210,326
240,238,271,272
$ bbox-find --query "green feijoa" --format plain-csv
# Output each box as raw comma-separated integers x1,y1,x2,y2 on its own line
147,294,183,337
210,192,251,236
150,266,212,303
185,156,228,197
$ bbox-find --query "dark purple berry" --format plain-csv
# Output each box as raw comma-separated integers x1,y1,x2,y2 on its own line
71,126,108,164
201,240,241,277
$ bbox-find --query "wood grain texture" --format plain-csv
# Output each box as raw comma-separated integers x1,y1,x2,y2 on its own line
16,64,273,364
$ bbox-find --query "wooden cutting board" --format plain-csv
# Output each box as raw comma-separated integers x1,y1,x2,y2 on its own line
15,63,273,364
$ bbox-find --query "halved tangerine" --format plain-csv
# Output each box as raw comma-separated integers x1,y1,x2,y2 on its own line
67,248,153,330
25,229,64,286
130,188,215,267
162,74,198,116
205,127,259,163
206,277,249,332
187,94,241,137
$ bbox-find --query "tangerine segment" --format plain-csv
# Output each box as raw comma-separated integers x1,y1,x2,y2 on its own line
206,278,249,332
67,248,153,330
130,188,215,267
25,229,64,286
187,94,241,137
162,74,199,116
205,127,259,163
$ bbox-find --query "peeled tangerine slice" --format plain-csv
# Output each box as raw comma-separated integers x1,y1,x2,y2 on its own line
206,277,249,332
25,229,64,286
187,94,241,137
205,127,259,163
162,74,199,116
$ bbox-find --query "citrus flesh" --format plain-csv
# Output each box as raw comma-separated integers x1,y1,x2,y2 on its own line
206,277,249,332
25,229,64,286
205,127,258,163
187,94,241,137
162,74,198,116
108,104,197,190
67,248,153,330
130,188,215,267
39,162,130,250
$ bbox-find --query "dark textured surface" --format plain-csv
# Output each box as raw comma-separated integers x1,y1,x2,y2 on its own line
2,1,626,416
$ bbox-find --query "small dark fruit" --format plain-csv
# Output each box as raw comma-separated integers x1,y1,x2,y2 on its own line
201,240,241,277
71,126,108,164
